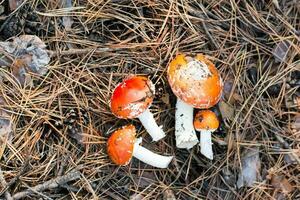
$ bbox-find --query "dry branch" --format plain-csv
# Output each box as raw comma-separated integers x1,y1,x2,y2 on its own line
12,170,81,200
0,167,13,200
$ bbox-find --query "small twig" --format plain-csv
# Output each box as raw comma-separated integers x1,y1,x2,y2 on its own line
12,170,81,200
275,133,300,164
0,159,30,197
47,48,113,57
0,166,13,200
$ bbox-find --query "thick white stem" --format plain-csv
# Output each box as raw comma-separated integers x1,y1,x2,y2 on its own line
200,130,213,160
175,99,199,149
138,108,165,142
132,138,173,168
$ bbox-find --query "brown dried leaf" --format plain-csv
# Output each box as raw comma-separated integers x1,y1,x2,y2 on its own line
237,147,261,188
161,93,170,105
271,175,294,194
163,189,176,200
218,100,235,120
223,79,243,104
130,194,144,200
272,40,291,63
0,99,12,159
9,0,24,11
0,35,50,85
291,115,300,132
61,0,74,31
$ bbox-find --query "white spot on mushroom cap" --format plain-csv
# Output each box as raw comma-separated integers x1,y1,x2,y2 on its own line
181,60,211,81
124,102,149,118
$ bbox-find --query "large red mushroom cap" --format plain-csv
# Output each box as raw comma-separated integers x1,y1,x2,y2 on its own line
167,54,223,109
110,76,155,119
107,124,136,165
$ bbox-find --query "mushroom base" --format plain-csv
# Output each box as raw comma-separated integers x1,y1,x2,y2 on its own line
132,138,173,168
200,130,213,160
175,99,199,149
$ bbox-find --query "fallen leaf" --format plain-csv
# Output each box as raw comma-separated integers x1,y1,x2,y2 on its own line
9,0,24,11
130,194,144,200
161,93,170,105
221,167,236,186
61,0,74,31
272,40,291,63
223,78,243,103
0,98,12,159
237,147,261,188
267,170,294,195
291,115,300,134
272,175,294,194
163,189,176,200
218,100,235,120
0,35,50,85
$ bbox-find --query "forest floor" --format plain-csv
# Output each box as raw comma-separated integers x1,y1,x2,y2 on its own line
0,0,299,199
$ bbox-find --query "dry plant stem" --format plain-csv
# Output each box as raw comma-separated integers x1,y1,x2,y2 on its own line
132,138,173,168
47,48,112,57
12,170,81,200
175,99,198,149
275,134,300,164
0,167,13,200
137,108,165,141
0,159,30,197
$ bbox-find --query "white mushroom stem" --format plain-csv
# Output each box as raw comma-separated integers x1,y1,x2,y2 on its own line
132,138,173,168
175,99,199,149
138,108,165,142
199,130,213,160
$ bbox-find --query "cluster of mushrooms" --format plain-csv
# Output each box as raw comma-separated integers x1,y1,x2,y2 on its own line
107,53,223,168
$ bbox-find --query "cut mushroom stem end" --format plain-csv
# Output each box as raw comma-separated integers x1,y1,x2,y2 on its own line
133,138,173,168
200,130,213,160
175,99,199,149
138,108,165,142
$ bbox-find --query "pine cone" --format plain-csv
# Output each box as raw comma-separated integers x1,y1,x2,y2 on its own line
64,108,89,144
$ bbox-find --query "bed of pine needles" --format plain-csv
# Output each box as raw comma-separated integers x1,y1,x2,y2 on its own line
0,0,299,199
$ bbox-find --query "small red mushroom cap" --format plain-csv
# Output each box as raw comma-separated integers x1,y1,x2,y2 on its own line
167,54,223,109
107,124,136,165
194,110,219,131
110,76,155,119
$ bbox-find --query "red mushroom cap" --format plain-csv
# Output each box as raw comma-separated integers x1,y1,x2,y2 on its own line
167,54,223,109
110,76,155,119
194,110,219,131
107,124,136,165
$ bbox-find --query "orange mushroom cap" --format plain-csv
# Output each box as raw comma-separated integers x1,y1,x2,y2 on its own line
194,110,219,131
110,76,155,119
167,53,223,109
107,124,136,165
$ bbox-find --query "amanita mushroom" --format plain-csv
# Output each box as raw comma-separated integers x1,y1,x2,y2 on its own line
110,75,165,142
167,53,222,149
194,110,219,160
107,124,173,168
